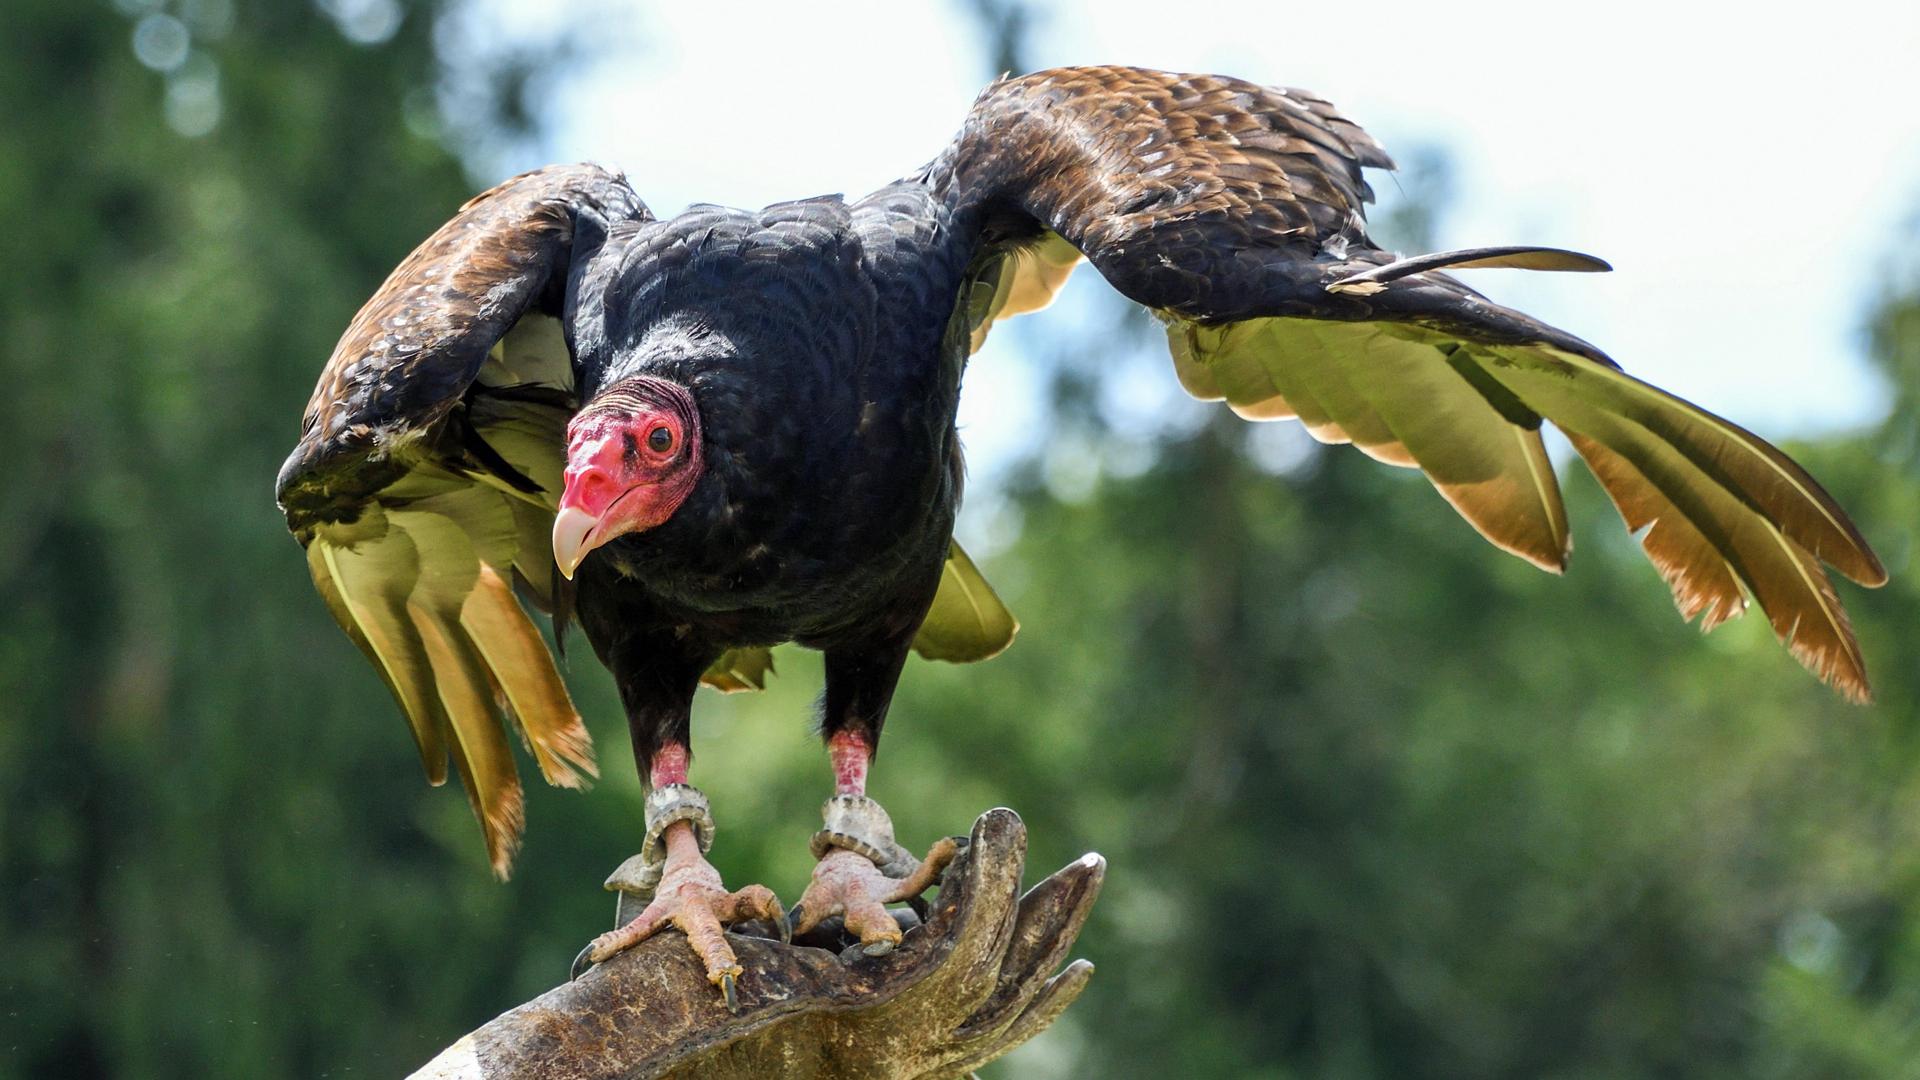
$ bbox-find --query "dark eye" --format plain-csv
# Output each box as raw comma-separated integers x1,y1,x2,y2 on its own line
647,426,674,454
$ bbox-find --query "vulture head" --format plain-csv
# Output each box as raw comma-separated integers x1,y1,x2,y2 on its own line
552,375,704,579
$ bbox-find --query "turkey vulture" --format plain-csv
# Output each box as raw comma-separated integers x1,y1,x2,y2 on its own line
276,67,1885,1002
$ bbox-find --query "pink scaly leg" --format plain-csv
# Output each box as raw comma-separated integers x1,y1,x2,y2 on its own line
829,729,871,795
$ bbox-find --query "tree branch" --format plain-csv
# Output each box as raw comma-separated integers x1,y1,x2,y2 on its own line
412,808,1103,1079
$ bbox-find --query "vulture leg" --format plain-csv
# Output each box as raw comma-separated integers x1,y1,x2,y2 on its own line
792,645,957,954
569,617,788,1007
578,747,788,1010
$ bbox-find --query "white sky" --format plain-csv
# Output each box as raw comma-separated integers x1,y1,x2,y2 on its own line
494,0,1920,482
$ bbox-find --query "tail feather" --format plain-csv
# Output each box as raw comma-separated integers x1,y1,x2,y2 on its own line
702,647,776,692
913,542,1020,663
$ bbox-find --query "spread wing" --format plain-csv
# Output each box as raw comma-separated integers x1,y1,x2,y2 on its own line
276,164,647,875
927,66,1886,701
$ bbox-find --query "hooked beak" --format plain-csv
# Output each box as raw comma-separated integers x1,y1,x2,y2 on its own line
551,506,600,581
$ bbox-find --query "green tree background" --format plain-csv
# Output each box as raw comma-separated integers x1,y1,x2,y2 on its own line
4,2,1920,1077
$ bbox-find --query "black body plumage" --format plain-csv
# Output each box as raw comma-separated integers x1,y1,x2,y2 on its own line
563,190,976,759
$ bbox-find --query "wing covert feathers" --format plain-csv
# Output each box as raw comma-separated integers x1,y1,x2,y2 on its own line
932,65,1883,699
278,164,643,528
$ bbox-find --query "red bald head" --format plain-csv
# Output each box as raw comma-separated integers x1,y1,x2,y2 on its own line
552,376,703,579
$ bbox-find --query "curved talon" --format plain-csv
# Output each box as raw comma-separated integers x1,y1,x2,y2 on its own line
774,904,793,945
862,939,896,957
569,943,596,981
718,970,739,1013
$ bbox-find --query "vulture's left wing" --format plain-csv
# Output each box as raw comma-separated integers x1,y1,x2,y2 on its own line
927,66,1885,701
277,165,646,875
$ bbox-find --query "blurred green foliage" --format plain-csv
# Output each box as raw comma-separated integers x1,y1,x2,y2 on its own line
4,2,1920,1078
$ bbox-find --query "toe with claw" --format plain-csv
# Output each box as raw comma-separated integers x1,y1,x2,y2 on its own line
576,810,786,1012
793,794,960,955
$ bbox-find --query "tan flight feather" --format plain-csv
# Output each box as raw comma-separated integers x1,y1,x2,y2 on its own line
406,599,525,877
1262,321,1419,467
1565,432,1747,630
1562,417,1867,700
1776,535,1871,701
387,504,526,876
311,533,450,786
504,498,558,611
1485,345,1884,588
1297,321,1570,570
1170,317,1572,571
462,564,596,788
1164,319,1228,402
1484,346,1874,701
1182,320,1357,441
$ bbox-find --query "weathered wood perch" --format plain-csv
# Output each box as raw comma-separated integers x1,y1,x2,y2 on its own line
412,808,1103,1079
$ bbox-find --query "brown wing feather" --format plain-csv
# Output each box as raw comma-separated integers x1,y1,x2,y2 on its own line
932,68,1390,261
289,166,639,482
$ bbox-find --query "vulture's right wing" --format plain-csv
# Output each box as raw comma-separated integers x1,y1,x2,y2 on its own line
277,164,647,875
929,66,1885,701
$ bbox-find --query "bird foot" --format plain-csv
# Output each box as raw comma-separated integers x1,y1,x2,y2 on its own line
580,830,788,1010
792,842,959,955
571,784,784,1010
794,795,960,956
